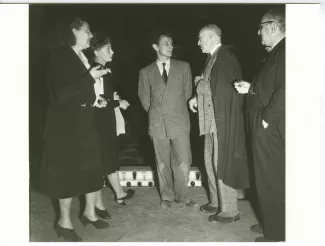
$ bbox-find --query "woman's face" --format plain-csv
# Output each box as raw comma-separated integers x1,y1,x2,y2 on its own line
95,43,114,63
73,22,93,49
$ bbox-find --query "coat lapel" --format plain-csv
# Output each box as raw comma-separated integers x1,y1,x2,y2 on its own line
163,59,180,100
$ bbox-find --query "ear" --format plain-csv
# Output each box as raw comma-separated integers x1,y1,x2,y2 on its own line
152,44,158,51
270,23,277,33
72,28,78,36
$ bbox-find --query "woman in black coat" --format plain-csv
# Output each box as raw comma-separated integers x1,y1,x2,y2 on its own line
88,34,135,219
40,18,110,241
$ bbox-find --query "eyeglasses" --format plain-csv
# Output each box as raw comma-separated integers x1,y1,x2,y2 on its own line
258,21,275,31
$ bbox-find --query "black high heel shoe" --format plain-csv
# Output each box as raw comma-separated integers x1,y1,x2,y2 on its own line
116,189,135,205
80,214,110,229
95,207,111,219
54,223,82,242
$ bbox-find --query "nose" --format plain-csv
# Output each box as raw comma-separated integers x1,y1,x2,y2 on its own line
89,31,93,38
257,29,261,35
111,49,114,55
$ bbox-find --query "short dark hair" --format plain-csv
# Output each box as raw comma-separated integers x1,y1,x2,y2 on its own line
263,7,285,33
90,32,111,51
150,30,173,46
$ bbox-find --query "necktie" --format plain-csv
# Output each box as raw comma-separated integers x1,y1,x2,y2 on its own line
162,62,168,84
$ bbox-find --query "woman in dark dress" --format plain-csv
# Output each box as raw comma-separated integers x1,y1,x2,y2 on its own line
88,34,135,219
40,18,110,241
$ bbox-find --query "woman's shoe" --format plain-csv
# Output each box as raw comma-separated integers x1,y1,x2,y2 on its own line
54,223,82,242
80,214,110,229
116,189,135,205
95,207,111,219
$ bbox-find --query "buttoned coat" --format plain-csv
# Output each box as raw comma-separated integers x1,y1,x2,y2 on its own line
138,59,192,139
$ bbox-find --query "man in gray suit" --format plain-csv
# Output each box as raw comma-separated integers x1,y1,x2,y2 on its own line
138,31,196,209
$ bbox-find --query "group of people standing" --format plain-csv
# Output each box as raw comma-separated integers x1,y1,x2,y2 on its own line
38,7,285,243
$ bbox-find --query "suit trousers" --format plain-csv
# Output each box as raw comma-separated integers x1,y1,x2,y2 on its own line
204,132,239,214
152,134,192,203
250,112,285,241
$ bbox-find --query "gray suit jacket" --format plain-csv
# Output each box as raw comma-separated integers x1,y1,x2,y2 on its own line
138,59,192,139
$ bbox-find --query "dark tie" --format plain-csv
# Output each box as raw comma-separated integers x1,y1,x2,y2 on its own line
162,62,168,84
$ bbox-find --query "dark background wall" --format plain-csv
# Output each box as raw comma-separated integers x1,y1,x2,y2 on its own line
29,4,283,172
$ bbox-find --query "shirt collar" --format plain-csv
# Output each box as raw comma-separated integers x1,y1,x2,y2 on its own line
270,37,285,51
210,43,222,55
156,59,170,67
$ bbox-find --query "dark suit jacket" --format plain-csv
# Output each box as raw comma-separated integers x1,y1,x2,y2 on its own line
247,38,285,140
138,59,192,139
206,45,250,189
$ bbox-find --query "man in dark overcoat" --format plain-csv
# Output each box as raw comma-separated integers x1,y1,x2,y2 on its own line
235,8,285,242
189,24,249,223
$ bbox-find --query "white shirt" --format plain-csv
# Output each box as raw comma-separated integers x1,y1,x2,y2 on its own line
210,43,222,56
156,59,170,76
94,77,104,97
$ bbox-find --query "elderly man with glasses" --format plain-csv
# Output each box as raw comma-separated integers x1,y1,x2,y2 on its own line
235,7,285,242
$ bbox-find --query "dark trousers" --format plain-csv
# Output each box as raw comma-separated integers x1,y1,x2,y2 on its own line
249,111,285,241
152,134,192,203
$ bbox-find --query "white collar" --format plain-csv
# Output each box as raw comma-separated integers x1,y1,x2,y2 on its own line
210,43,222,55
156,59,170,66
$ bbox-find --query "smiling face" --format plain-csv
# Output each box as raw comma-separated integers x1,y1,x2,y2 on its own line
153,35,173,59
73,22,93,49
95,43,114,64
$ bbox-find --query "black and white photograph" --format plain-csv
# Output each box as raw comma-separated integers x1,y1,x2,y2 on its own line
0,1,324,245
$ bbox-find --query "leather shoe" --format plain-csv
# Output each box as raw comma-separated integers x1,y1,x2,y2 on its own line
80,214,110,229
251,224,263,234
160,200,173,209
200,204,219,214
116,189,135,205
95,208,111,219
54,223,82,242
209,213,240,223
255,237,278,242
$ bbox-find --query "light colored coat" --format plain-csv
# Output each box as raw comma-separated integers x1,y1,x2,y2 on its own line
138,59,192,139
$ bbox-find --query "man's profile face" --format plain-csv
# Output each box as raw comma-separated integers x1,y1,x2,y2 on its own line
154,35,173,58
258,17,274,48
198,29,214,54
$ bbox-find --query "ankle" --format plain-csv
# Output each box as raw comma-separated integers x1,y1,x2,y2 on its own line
58,220,73,229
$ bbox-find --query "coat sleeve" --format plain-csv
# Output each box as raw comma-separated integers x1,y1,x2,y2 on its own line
49,49,94,103
138,69,150,112
184,63,193,100
262,50,285,124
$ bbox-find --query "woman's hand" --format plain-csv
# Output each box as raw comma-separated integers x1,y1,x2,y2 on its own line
94,96,107,108
113,92,120,100
90,65,110,80
119,100,130,110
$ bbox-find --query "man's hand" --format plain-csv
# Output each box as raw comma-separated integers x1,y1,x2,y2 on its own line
189,97,198,113
262,119,269,129
234,81,251,94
